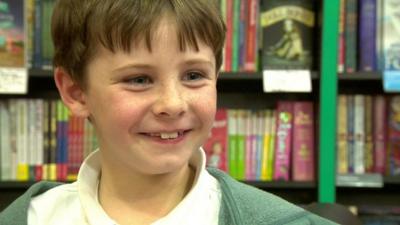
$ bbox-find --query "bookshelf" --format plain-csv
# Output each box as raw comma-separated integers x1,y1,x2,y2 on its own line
2,1,399,219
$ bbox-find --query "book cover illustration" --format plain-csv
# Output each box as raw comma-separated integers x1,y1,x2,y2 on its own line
0,0,27,94
0,0,24,67
203,109,228,172
383,0,400,72
260,0,315,69
273,101,293,181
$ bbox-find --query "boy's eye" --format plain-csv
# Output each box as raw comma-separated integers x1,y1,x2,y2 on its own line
125,76,152,85
183,71,205,81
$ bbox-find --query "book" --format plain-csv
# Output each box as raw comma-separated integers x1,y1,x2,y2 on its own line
364,95,374,172
273,101,293,181
337,0,346,73
337,95,348,174
236,109,247,180
260,0,315,69
358,0,377,72
353,95,365,174
227,109,238,178
244,0,258,72
347,95,355,173
203,109,228,172
0,0,25,68
344,0,358,73
383,0,400,72
373,95,386,174
387,96,400,176
0,101,11,180
267,110,277,180
292,101,314,181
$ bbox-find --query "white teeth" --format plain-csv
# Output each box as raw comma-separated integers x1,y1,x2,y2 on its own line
160,132,179,139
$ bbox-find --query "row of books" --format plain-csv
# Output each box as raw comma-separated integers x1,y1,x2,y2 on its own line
20,0,317,72
0,99,98,182
337,94,400,176
220,0,316,72
203,101,315,182
337,0,399,73
0,98,315,182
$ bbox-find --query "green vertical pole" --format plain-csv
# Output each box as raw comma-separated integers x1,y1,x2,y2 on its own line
319,0,340,203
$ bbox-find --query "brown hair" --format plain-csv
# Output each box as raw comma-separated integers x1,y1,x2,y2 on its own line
51,0,226,88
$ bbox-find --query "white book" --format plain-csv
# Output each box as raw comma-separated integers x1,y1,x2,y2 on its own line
28,100,36,177
0,101,11,180
9,100,18,180
36,99,44,171
354,95,365,174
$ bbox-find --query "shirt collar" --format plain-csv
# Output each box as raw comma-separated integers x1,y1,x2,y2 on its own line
77,148,209,225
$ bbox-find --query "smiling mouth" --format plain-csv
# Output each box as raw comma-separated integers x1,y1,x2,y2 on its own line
140,130,190,140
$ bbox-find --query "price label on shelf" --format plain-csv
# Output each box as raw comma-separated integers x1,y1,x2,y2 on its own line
383,71,400,92
0,68,28,94
262,70,312,93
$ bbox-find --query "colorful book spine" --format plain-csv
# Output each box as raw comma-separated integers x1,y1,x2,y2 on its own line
203,109,228,172
353,95,365,174
0,102,11,180
245,110,253,180
358,0,377,71
232,0,240,71
373,95,386,174
228,109,238,178
337,0,346,73
224,0,233,72
267,110,277,180
337,95,348,174
260,110,271,180
244,0,258,71
387,96,400,176
49,100,58,181
273,102,293,181
16,100,29,181
292,102,314,181
347,95,355,173
364,95,374,172
344,0,358,73
236,110,246,180
255,111,264,180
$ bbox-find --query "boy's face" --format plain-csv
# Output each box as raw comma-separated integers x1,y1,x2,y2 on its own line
82,18,217,175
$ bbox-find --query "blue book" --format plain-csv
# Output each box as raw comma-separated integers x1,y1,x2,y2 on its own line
359,0,377,72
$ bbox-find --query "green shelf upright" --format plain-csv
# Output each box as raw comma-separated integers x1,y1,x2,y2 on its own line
319,0,340,203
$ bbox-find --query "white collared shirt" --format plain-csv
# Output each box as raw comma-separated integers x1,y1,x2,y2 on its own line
28,148,221,225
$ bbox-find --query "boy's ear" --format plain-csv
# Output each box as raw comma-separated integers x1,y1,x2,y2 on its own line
54,67,90,118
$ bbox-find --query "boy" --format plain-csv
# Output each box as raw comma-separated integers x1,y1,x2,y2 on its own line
0,0,337,224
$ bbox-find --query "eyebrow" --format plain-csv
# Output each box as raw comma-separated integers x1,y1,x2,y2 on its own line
182,59,214,68
112,58,214,73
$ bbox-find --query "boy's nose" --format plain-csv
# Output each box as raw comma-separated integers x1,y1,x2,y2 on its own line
152,85,187,119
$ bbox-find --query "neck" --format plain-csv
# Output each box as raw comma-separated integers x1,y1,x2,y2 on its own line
98,159,195,225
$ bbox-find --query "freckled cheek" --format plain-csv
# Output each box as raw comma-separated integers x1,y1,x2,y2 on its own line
190,89,217,127
104,99,149,132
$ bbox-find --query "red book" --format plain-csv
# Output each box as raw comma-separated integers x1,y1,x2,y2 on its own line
273,101,294,181
244,0,258,72
373,95,386,174
203,109,228,172
292,102,315,181
224,0,233,72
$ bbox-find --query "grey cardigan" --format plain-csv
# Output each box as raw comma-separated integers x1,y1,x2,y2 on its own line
0,168,337,225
